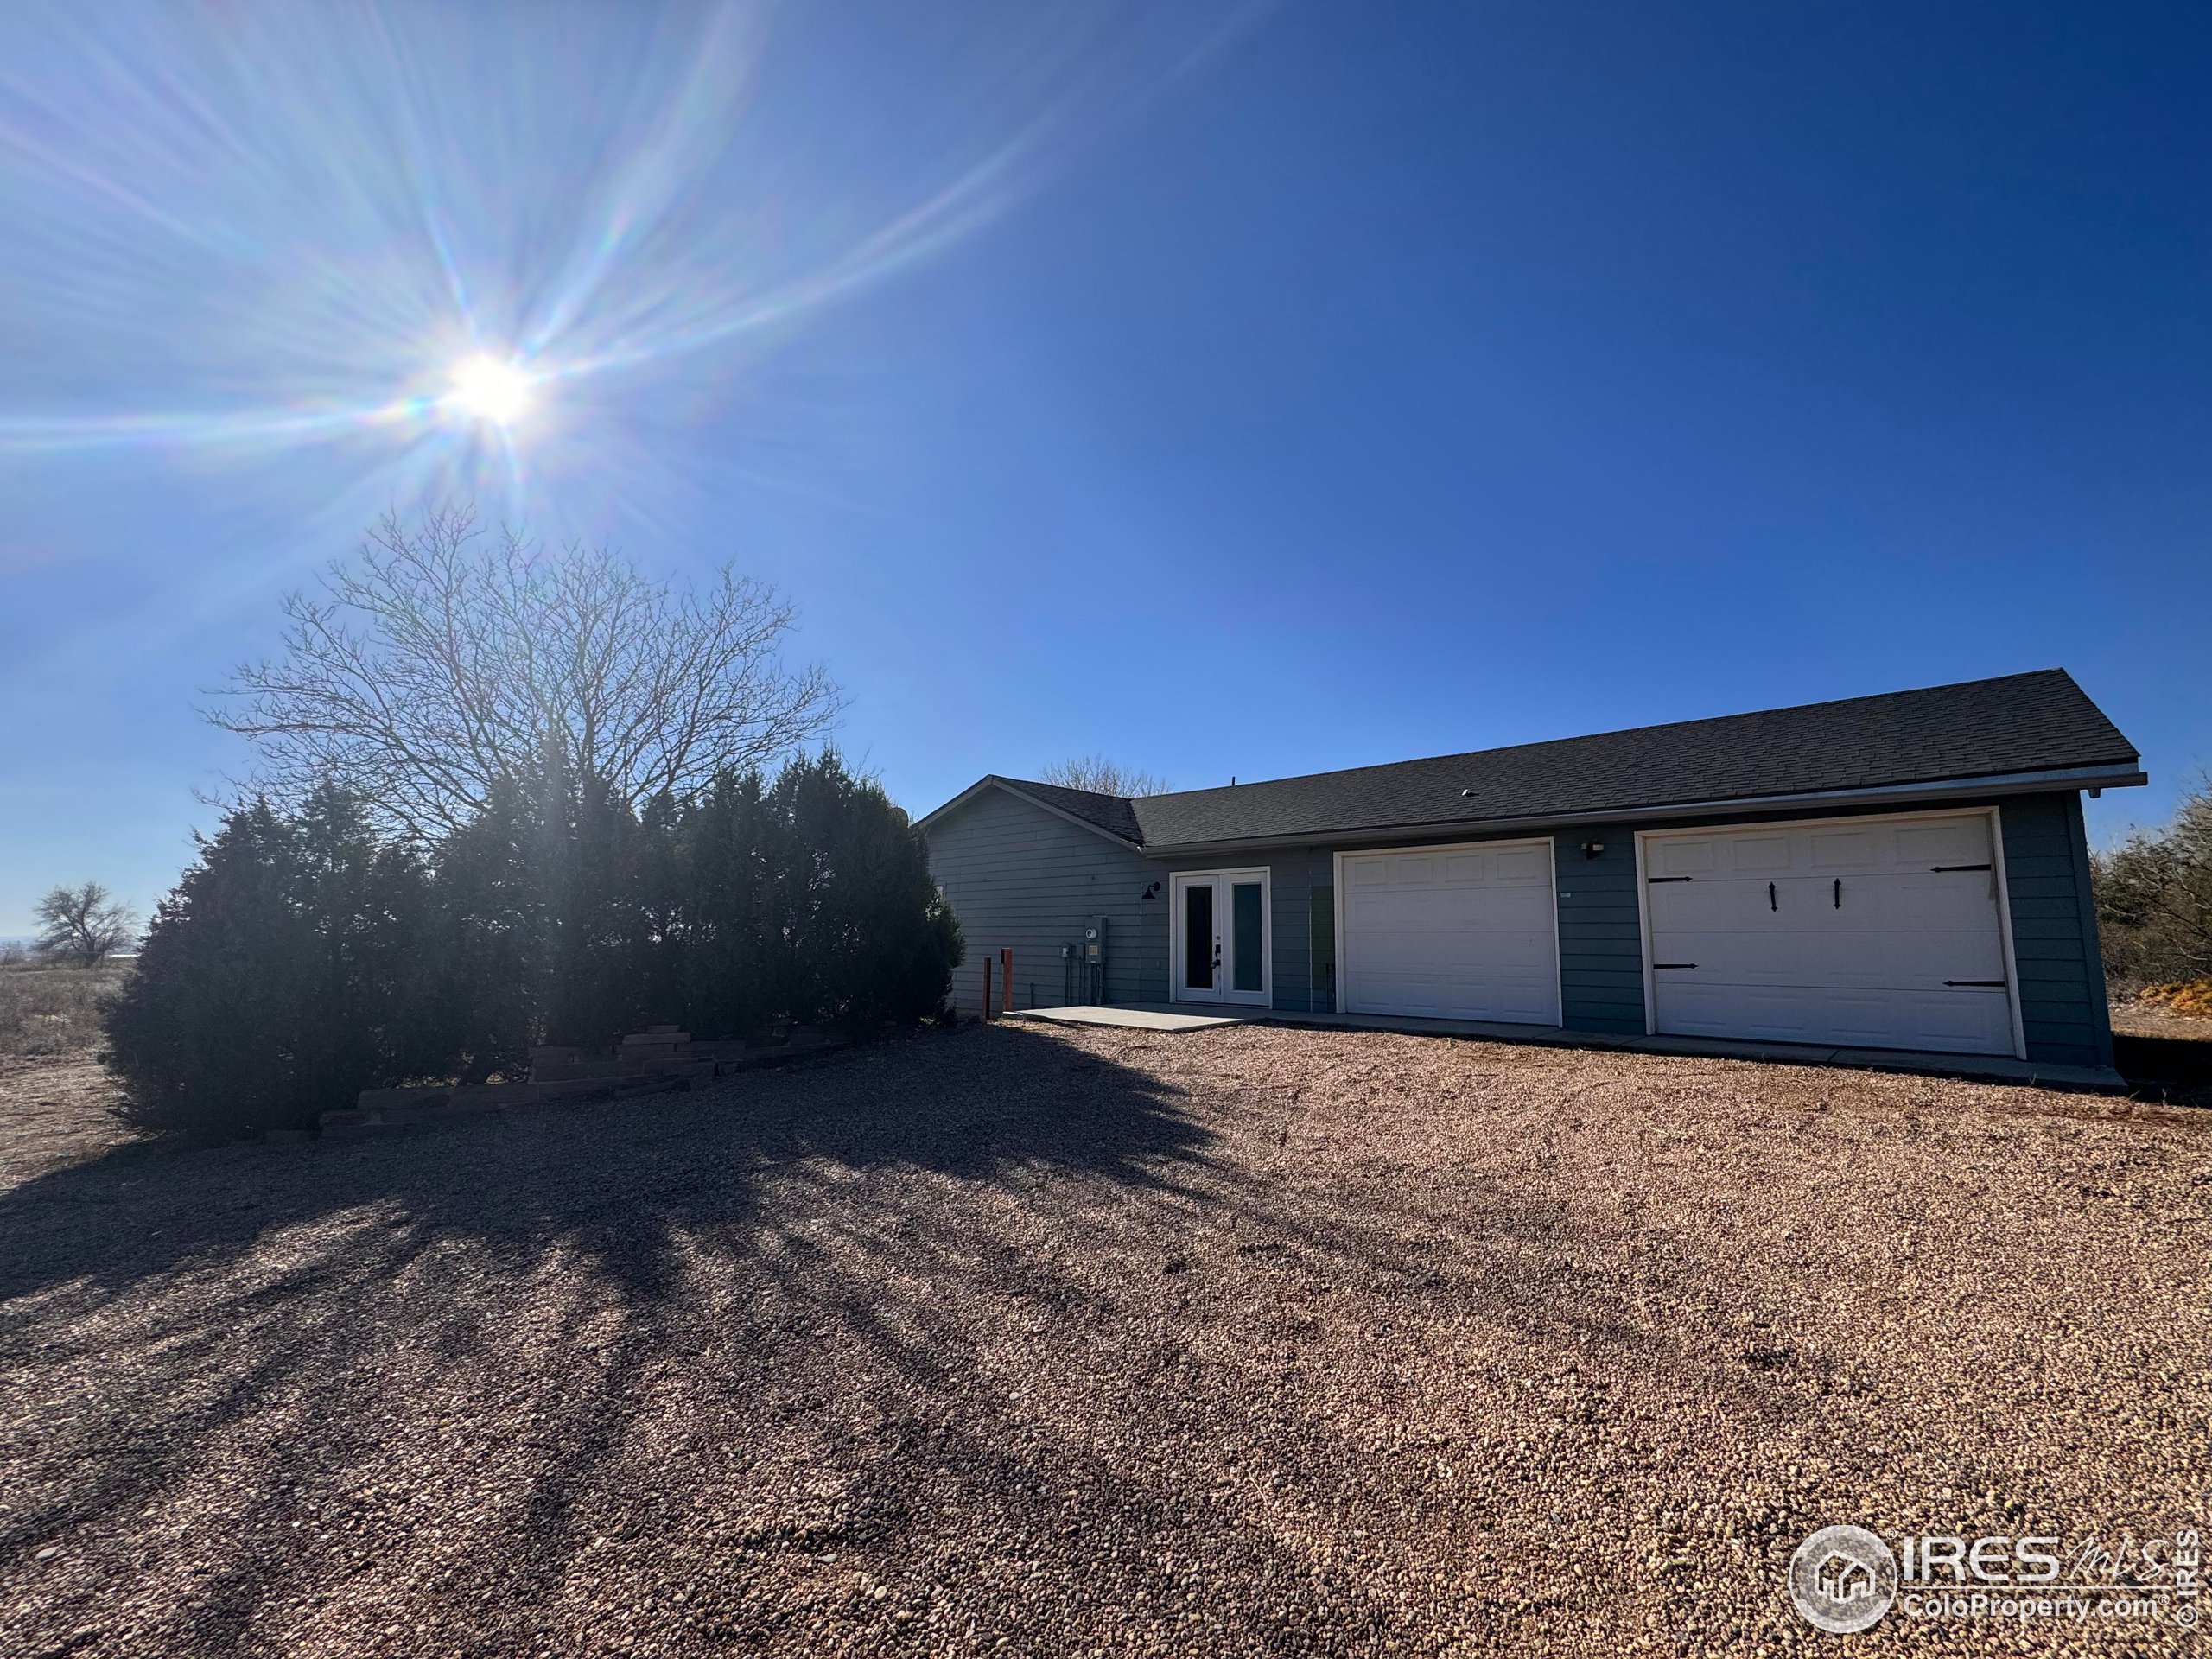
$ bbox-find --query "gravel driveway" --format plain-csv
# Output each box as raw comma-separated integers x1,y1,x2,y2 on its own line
3,1023,2207,1656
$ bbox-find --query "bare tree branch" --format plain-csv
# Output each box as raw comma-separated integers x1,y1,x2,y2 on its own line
1038,756,1171,798
208,505,844,836
34,881,137,967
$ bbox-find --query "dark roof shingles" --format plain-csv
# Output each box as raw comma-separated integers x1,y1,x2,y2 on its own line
1092,670,2137,848
993,777,1146,843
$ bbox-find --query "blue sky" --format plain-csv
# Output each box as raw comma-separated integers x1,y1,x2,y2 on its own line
1,1,2206,936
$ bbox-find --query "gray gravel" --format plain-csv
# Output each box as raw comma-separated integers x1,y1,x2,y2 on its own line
2,1021,2207,1656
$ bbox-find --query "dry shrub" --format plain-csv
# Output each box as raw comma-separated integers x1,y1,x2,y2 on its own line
2139,980,2212,1019
0,963,130,1058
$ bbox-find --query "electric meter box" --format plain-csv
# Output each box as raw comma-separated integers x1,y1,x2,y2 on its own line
1077,917,1108,1003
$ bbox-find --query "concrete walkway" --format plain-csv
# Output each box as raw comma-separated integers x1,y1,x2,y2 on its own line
1011,1003,2127,1092
1016,1005,1248,1033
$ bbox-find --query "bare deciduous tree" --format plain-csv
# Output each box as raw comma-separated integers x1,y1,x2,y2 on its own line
211,506,842,837
1039,755,1170,797
35,882,137,967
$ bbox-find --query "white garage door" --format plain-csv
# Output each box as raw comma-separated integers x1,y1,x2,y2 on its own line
1338,840,1561,1024
1642,810,2018,1056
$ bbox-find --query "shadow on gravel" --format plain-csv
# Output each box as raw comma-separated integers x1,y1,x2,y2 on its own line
2,1024,1353,1655
0,1021,1862,1656
0,1024,1205,1307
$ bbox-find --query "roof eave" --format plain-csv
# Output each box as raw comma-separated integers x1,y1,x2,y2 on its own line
912,777,997,836
1135,762,2148,858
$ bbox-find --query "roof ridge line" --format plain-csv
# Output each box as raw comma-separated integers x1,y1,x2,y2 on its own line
1132,669,2078,804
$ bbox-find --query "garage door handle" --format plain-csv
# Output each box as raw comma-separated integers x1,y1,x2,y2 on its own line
1932,863,1992,873
1945,979,2007,988
1768,881,1777,912
1652,962,1698,970
1834,878,1841,908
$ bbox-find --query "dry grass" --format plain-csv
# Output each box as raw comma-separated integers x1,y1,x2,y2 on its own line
2138,980,2212,1019
0,961,128,1058
0,963,135,1185
2111,993,2212,1040
1,1022,2207,1656
0,1055,136,1187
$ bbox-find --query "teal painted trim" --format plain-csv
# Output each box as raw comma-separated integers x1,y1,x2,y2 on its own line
1308,886,1337,1014
1998,792,2112,1068
1554,826,1646,1034
2065,791,2116,1064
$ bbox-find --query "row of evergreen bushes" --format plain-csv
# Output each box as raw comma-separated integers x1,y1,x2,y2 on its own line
103,753,962,1134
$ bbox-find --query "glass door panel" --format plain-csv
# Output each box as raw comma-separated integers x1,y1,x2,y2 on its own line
1231,881,1265,993
1174,869,1268,1006
1183,880,1217,995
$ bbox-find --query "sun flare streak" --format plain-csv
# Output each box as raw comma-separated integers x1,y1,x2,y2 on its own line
0,0,1265,535
0,398,429,453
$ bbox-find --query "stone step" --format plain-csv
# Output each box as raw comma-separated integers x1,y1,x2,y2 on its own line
356,1086,451,1114
448,1078,618,1108
531,1058,644,1083
713,1034,852,1077
318,1063,714,1138
321,1119,401,1141
640,1058,716,1079
334,1076,627,1133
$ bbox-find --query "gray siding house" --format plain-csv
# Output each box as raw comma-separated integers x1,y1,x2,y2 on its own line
918,671,2143,1071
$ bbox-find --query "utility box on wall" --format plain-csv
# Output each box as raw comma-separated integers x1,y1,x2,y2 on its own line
1081,916,1107,1004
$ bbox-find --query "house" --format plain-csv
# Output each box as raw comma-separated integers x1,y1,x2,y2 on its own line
917,671,2142,1071
1814,1550,1878,1606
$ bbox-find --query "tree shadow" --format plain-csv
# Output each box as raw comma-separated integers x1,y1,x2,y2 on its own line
0,1026,1208,1307
0,1022,1808,1656
0,1027,1350,1652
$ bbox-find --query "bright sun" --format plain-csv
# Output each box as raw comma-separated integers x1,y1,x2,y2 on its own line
445,353,533,425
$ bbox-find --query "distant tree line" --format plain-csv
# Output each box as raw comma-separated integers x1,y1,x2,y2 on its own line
102,509,959,1135
2093,778,2212,985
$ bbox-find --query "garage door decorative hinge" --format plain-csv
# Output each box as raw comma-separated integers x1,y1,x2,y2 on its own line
1931,863,1993,873
1651,962,1698,969
1646,875,1694,883
1944,979,2007,988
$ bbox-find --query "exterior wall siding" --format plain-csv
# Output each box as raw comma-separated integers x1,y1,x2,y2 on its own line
924,786,1166,1015
1997,791,2113,1068
1550,828,1647,1034
926,784,2114,1068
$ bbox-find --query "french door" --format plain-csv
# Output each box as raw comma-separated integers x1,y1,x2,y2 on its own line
1171,869,1270,1006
